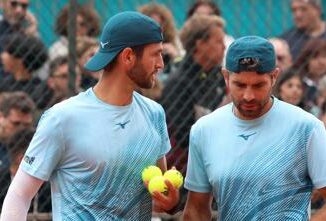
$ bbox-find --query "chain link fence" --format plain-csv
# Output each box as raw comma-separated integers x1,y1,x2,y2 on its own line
0,0,325,220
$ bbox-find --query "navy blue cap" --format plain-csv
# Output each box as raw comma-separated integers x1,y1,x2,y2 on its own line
84,11,163,72
225,36,276,73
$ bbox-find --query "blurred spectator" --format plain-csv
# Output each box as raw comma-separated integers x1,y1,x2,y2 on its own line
138,3,181,76
0,0,38,51
0,33,50,109
293,38,326,113
187,0,220,18
274,68,305,108
7,128,35,177
160,14,226,212
281,0,326,60
317,75,326,108
0,92,35,142
76,36,99,90
309,75,326,117
2,128,52,212
46,56,71,107
269,38,293,73
160,14,226,175
186,0,234,64
49,3,100,61
0,91,35,208
320,100,326,126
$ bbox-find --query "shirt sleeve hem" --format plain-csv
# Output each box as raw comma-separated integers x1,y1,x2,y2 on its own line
314,178,326,189
184,180,211,193
20,163,49,181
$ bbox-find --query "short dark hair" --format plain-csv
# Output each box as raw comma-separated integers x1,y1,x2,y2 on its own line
273,68,305,108
187,1,221,19
0,92,35,117
55,3,100,37
49,56,69,77
3,33,48,72
321,100,326,113
131,44,146,58
8,128,35,162
103,45,146,72
293,38,326,78
180,15,224,53
274,68,303,95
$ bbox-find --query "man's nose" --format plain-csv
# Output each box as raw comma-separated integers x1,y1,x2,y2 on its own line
243,88,255,102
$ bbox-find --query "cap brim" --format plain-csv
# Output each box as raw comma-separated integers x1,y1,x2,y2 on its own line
84,50,119,72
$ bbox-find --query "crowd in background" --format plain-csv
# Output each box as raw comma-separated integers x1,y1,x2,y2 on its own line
0,0,326,217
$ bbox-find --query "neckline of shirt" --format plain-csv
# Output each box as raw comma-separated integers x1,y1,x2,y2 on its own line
231,96,278,126
87,88,134,111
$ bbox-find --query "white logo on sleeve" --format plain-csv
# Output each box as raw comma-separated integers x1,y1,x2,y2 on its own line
100,41,109,49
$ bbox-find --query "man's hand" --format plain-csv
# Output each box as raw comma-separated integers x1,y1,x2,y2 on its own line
311,187,326,221
151,179,179,212
24,11,38,36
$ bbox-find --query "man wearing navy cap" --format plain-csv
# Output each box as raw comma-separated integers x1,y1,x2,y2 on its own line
183,36,326,220
1,11,179,220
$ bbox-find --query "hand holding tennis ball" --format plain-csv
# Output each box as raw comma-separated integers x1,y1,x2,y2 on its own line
142,166,183,196
164,169,183,189
142,165,162,183
147,172,180,211
148,176,168,195
142,166,180,211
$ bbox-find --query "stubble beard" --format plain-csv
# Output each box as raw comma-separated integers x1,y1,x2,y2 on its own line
233,94,272,119
127,62,156,89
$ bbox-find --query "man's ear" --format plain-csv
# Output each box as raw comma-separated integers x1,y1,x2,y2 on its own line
0,111,4,124
47,78,54,88
120,47,136,68
271,67,280,87
221,68,230,85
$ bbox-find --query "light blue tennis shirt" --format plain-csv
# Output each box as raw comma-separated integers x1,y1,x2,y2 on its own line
21,88,171,221
185,97,326,220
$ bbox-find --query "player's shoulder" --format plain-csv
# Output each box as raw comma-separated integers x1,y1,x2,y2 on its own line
203,103,231,121
280,27,301,40
43,90,89,118
193,103,232,130
133,91,165,114
277,99,322,126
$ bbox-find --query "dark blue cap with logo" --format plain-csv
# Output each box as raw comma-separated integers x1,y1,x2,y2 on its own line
225,36,276,73
84,11,163,72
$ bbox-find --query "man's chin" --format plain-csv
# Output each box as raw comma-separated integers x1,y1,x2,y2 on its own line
139,83,154,90
238,109,262,119
295,22,306,30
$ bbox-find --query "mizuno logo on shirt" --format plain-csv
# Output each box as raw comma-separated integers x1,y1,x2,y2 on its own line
238,132,257,141
24,155,35,165
116,120,130,129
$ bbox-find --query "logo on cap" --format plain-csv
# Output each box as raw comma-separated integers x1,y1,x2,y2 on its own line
225,36,276,73
100,41,109,49
239,57,260,69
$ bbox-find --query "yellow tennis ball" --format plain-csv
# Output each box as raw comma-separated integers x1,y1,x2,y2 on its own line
148,176,168,195
164,169,183,189
142,165,162,183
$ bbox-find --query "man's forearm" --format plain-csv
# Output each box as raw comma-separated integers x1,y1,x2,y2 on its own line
0,189,30,221
182,207,212,221
311,203,326,221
